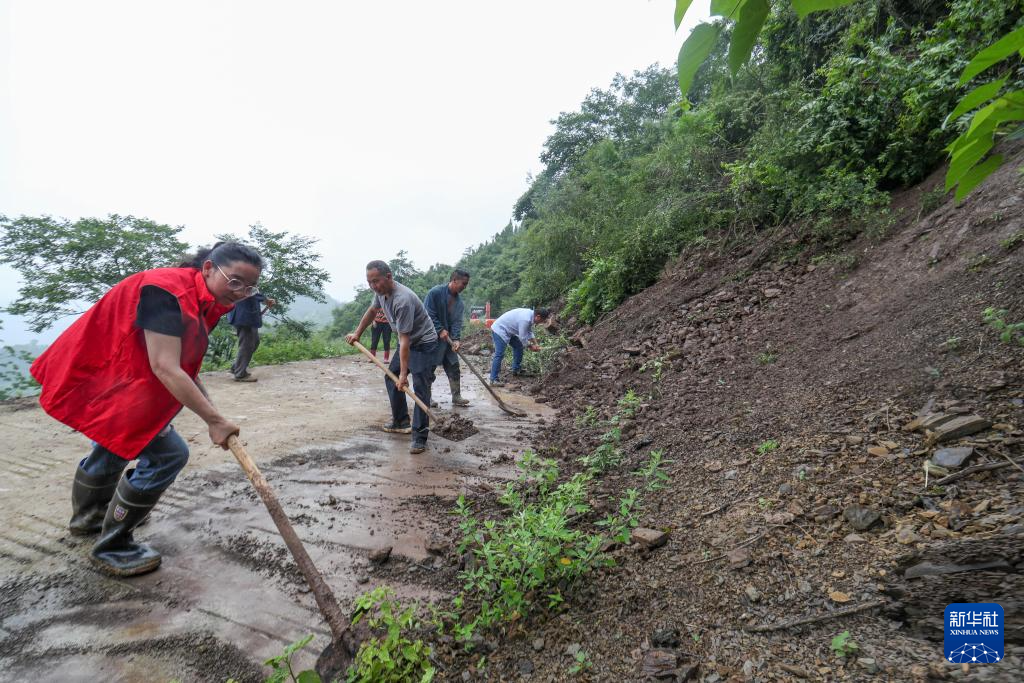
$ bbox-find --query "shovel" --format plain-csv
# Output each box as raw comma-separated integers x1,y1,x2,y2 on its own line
350,339,477,441
446,340,526,418
225,434,360,680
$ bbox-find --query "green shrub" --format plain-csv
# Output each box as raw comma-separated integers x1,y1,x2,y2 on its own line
348,587,435,683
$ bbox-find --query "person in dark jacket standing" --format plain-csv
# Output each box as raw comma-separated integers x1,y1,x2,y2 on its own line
30,241,262,576
423,269,470,406
226,292,276,382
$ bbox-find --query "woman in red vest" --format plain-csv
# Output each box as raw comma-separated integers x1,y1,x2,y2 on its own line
30,241,263,576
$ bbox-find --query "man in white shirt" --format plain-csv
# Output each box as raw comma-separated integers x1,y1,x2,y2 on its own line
488,307,551,386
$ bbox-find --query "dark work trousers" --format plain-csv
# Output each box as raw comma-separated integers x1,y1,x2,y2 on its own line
441,345,460,383
79,425,189,493
231,325,260,378
370,321,392,355
385,340,438,445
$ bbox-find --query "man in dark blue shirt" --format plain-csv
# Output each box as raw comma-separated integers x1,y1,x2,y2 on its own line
226,293,275,381
423,269,470,406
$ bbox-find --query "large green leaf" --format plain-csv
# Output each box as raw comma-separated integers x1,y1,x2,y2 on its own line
791,0,858,20
711,0,744,18
677,23,723,97
729,0,770,75
945,136,995,191
959,26,1024,86
674,0,695,30
954,154,1004,203
944,76,1008,126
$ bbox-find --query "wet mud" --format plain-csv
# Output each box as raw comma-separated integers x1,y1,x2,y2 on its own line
0,356,551,681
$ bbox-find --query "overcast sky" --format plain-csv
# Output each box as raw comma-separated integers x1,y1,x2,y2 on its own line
1,0,710,344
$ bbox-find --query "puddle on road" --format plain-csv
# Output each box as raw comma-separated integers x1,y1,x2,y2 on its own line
0,379,550,681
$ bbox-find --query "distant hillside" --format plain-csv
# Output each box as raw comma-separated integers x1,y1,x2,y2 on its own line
272,294,343,328
0,341,43,396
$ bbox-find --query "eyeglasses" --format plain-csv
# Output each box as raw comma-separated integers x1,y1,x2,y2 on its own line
216,264,259,297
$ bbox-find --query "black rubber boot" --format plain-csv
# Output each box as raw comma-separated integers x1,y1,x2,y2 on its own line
69,467,122,536
91,478,163,577
449,378,470,406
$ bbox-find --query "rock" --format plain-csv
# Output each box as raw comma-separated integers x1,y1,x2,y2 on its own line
622,346,642,356
844,533,867,543
425,532,448,556
356,574,370,584
640,649,678,678
844,504,882,531
928,415,992,444
779,482,795,495
845,435,864,445
651,626,680,648
727,546,752,569
896,526,920,545
517,659,534,676
632,527,669,549
857,657,879,674
766,511,795,525
915,413,959,432
564,643,581,658
462,671,471,682
764,288,782,298
368,546,393,564
867,446,889,457
932,446,975,469
532,637,545,652
812,504,840,523
704,459,723,473
745,585,762,602
723,469,737,480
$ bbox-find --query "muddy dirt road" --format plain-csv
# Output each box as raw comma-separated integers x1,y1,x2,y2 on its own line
0,355,550,682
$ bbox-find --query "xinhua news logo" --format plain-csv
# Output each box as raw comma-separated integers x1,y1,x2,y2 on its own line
944,603,1004,664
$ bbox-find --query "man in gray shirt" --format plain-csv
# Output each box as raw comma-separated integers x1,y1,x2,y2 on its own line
347,260,439,453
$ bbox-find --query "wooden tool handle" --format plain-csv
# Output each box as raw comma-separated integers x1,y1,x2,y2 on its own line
351,339,435,420
451,344,526,417
226,434,348,641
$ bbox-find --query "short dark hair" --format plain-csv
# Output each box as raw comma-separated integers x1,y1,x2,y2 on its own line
180,241,263,270
536,307,551,321
450,268,470,281
366,260,392,276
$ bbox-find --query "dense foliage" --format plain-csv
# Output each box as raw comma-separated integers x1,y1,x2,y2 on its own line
443,0,1023,323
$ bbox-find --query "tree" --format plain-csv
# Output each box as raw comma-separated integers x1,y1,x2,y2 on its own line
215,223,330,312
0,214,189,332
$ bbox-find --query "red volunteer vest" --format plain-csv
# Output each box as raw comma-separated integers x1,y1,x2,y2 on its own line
30,268,233,459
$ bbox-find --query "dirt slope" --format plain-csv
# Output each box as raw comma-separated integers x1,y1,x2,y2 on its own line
459,153,1024,681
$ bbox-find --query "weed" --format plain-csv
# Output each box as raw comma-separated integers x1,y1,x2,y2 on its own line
348,587,436,683
264,634,320,683
983,308,1024,347
756,440,780,454
918,186,946,217
757,351,778,365
757,497,773,511
830,630,860,658
633,450,670,492
521,329,569,376
576,405,599,427
639,356,667,381
967,253,992,272
453,463,605,641
617,389,642,417
939,336,961,352
1001,231,1024,251
568,649,593,674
